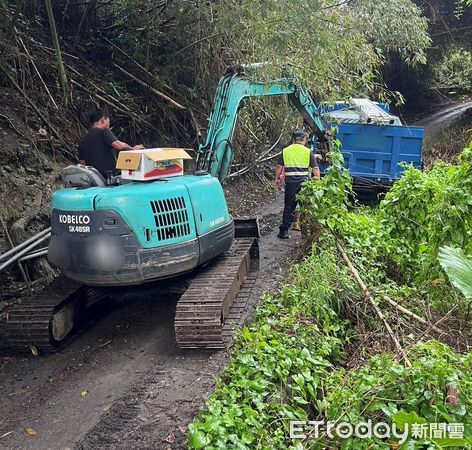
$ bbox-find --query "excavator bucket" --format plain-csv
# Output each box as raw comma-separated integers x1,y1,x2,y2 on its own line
234,216,260,238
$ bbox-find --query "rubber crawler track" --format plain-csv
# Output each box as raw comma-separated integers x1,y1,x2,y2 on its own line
174,238,258,348
2,276,102,352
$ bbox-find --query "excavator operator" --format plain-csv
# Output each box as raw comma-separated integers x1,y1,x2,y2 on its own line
78,111,144,179
275,129,320,239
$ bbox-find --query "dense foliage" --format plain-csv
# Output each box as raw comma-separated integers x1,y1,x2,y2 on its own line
436,48,472,91
300,142,472,285
379,144,472,282
190,144,472,449
323,342,472,449
353,0,431,65
1,0,468,155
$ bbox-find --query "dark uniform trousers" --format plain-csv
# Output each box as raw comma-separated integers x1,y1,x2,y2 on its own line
280,181,303,233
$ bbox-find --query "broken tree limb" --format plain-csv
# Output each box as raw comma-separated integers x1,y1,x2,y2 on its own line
336,242,412,368
383,295,446,335
107,63,201,138
112,63,187,110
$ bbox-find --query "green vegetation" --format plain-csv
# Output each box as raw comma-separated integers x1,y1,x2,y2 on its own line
437,49,472,92
188,241,356,449
0,0,435,149
439,246,472,299
189,142,472,449
353,0,431,65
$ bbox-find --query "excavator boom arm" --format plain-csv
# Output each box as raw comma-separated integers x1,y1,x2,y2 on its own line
197,68,325,182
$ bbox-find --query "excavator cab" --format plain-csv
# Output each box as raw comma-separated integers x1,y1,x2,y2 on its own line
62,165,125,188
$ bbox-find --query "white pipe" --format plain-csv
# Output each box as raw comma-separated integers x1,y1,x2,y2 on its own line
19,249,48,262
0,227,51,263
0,233,51,271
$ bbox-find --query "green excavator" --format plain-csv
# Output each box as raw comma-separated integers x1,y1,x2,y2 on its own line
3,66,325,352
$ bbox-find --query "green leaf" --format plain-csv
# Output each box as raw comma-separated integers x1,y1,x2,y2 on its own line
430,437,469,448
438,246,472,298
188,425,210,449
392,410,427,431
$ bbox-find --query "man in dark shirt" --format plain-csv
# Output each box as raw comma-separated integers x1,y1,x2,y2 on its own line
78,111,144,178
275,129,320,239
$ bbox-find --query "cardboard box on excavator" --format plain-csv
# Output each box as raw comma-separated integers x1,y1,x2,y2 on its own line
116,148,193,181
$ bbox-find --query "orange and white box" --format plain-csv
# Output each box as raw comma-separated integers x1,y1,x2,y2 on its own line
116,148,193,181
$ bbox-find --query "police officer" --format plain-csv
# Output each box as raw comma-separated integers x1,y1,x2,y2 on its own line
275,129,320,239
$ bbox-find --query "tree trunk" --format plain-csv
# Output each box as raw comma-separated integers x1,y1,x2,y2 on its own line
45,0,68,96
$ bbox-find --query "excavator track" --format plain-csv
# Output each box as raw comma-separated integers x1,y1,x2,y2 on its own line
222,273,257,344
2,275,104,353
174,238,259,349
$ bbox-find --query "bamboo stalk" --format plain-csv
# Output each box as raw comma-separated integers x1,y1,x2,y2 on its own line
17,32,59,109
45,0,68,95
102,36,154,79
70,79,138,119
112,63,187,110
69,78,157,131
69,71,135,115
336,242,412,368
383,295,446,335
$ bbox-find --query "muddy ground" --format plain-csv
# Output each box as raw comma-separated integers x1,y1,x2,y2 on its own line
0,189,303,450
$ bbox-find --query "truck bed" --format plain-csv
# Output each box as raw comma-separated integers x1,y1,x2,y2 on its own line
318,101,424,188
331,122,423,185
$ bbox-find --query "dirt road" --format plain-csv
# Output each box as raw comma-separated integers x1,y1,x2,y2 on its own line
414,100,472,139
0,190,301,450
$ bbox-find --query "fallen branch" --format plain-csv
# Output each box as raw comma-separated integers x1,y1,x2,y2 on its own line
415,304,459,344
229,133,283,178
112,63,201,138
0,113,22,136
70,78,159,132
336,242,412,368
383,295,446,335
113,62,187,110
102,36,154,79
70,78,140,121
17,31,59,109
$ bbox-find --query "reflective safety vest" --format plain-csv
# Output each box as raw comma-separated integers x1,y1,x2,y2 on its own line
282,143,311,180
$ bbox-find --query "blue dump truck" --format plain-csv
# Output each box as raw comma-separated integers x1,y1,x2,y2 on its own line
315,98,424,193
